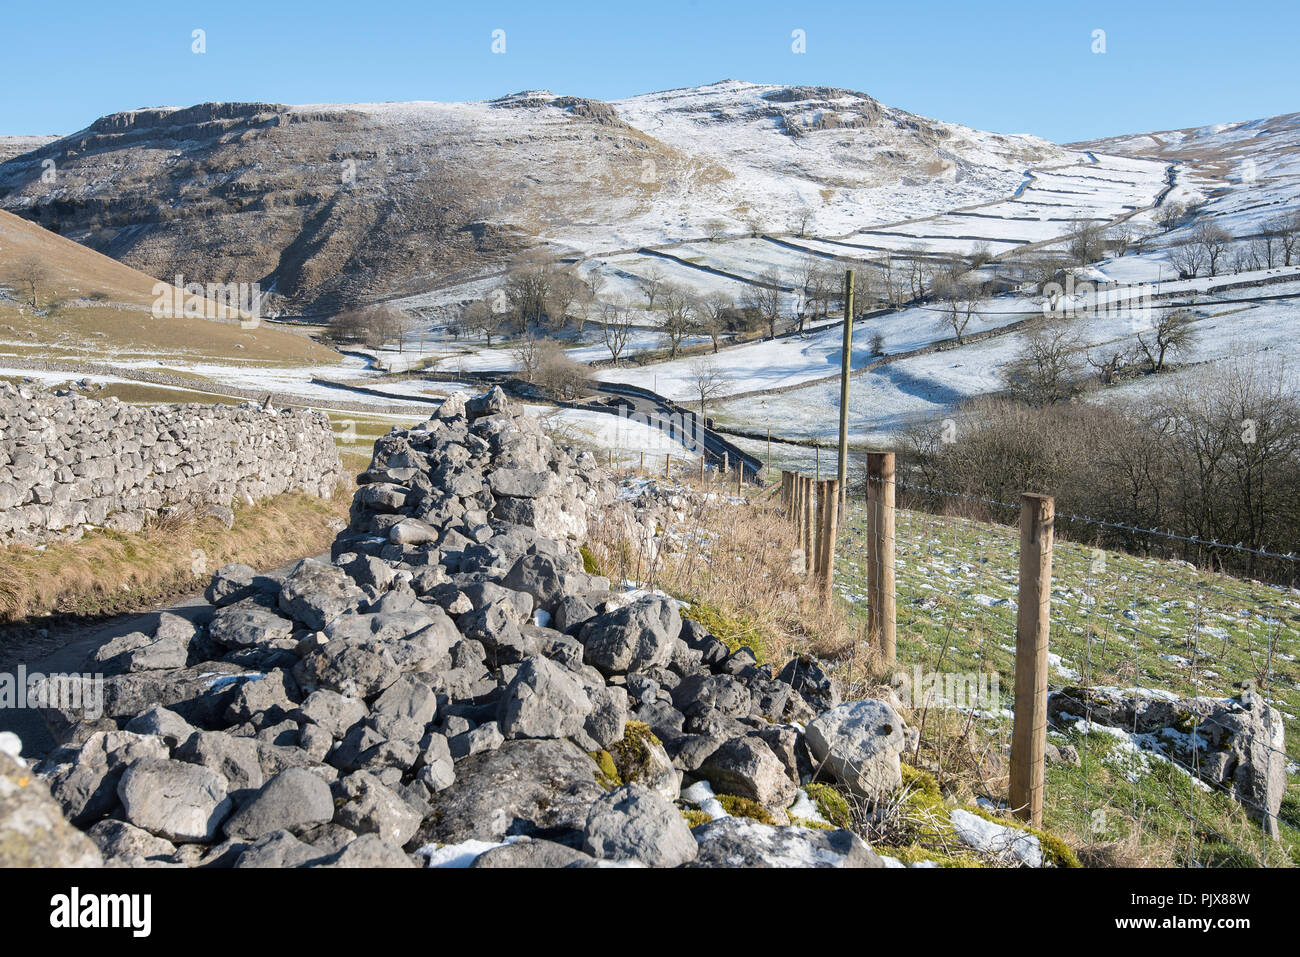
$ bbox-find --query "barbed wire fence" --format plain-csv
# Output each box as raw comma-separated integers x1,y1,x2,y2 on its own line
775,457,1298,867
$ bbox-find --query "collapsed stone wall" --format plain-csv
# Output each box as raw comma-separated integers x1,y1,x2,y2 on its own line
19,386,904,868
0,382,344,545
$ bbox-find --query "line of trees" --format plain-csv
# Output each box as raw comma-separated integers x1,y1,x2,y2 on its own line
903,356,1300,580
451,244,1000,369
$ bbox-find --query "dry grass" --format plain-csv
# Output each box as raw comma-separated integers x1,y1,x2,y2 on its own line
0,487,350,625
0,302,337,366
585,468,863,670
0,209,338,366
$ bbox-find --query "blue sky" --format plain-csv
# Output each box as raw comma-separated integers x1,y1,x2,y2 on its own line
5,0,1298,142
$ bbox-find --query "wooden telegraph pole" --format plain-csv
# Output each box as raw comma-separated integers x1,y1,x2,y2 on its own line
1010,493,1054,828
837,269,854,509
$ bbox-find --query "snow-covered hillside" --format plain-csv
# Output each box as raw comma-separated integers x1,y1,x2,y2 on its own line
0,82,1076,312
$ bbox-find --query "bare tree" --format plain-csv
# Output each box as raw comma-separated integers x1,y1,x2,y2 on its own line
930,253,973,302
1067,216,1106,266
503,252,558,332
689,355,728,421
513,334,542,380
694,291,732,353
544,269,583,331
1087,342,1140,385
704,218,729,242
575,270,606,333
394,309,426,352
1136,309,1198,372
849,265,877,316
640,264,666,310
1001,319,1085,405
795,208,814,237
326,305,401,349
601,297,634,365
1191,221,1233,277
877,252,902,307
534,340,591,399
1276,211,1300,266
793,257,817,330
10,255,51,309
464,298,506,346
659,284,694,359
1167,238,1207,279
1106,223,1136,257
1154,201,1184,233
939,278,984,344
1026,254,1071,295
902,246,931,300
741,270,782,339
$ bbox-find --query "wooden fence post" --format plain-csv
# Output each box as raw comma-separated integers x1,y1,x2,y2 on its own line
781,470,792,514
813,480,825,582
639,451,644,475
737,461,743,495
866,452,897,664
802,475,814,576
820,478,840,598
665,453,671,478
1010,492,1053,829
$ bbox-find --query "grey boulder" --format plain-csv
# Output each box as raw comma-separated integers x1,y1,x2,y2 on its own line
581,782,698,867
804,699,907,803
118,757,232,843
499,656,593,740
222,767,335,840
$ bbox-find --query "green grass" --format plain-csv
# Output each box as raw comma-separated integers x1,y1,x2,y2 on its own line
833,501,1300,866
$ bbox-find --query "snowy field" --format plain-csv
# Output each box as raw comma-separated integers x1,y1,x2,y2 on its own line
522,405,701,466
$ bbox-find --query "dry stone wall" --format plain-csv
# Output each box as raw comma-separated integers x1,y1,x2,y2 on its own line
0,381,344,545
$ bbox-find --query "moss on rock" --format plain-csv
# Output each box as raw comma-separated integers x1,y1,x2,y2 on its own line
716,793,778,825
589,749,622,791
608,720,663,786
681,808,712,829
804,782,852,830
790,817,836,831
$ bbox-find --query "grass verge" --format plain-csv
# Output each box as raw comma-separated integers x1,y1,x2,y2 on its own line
0,489,350,625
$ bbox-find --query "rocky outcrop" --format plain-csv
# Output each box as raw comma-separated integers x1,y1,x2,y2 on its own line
0,382,343,545
1048,686,1288,837
20,388,894,868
